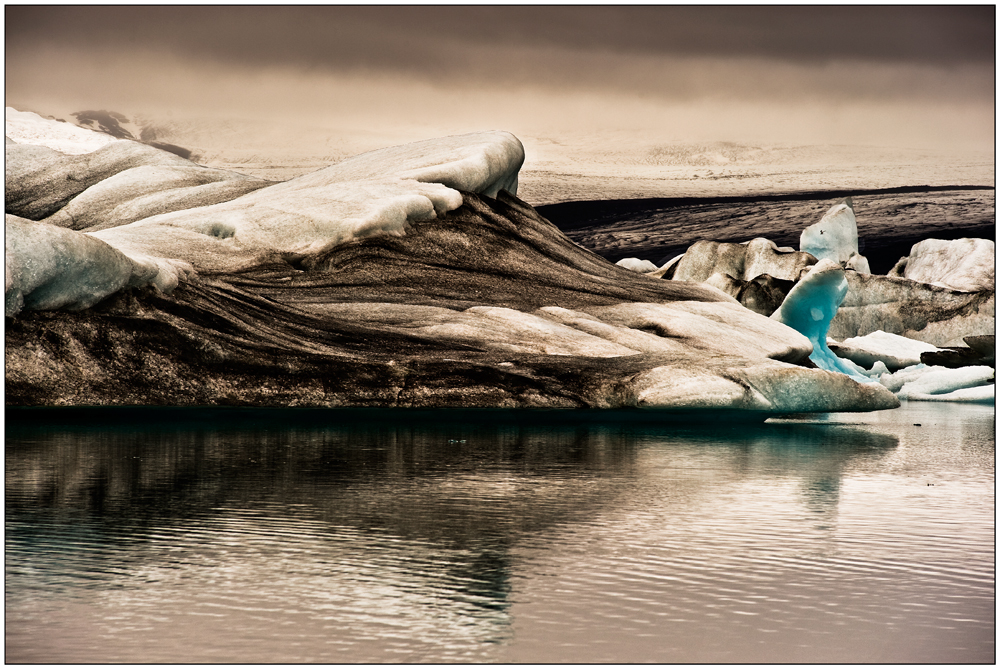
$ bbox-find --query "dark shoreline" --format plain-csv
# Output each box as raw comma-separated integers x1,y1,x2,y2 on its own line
536,185,996,274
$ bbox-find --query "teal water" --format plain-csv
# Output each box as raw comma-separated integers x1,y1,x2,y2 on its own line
6,403,994,663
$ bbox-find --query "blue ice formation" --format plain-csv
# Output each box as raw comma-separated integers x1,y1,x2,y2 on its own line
770,259,871,382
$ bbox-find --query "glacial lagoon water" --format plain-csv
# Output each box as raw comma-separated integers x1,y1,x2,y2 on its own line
6,403,994,663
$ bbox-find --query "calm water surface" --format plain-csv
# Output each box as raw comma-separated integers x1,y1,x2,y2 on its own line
6,403,994,663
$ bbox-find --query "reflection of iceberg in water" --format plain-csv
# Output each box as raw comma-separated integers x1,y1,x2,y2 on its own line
7,409,916,663
5,413,647,661
732,422,900,522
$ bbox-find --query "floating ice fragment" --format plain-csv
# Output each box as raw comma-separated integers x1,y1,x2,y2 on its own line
900,385,994,403
831,330,942,371
616,258,658,273
880,364,994,398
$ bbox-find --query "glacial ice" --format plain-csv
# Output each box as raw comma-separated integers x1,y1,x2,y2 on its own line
670,238,816,283
831,271,995,347
43,164,269,231
770,259,869,379
889,238,995,293
7,140,199,220
616,258,658,273
874,364,995,404
630,361,895,413
800,199,871,274
89,131,526,272
5,107,120,154
5,215,191,316
900,385,994,403
831,330,942,371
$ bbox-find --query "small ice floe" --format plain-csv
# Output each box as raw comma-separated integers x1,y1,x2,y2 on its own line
615,257,658,273
880,364,995,404
829,330,941,372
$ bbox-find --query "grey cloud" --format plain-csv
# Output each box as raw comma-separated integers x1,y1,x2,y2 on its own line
6,5,994,74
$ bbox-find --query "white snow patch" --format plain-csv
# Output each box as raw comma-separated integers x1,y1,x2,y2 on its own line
5,107,121,155
91,131,525,271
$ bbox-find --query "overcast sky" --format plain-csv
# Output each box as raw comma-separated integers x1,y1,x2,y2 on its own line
5,5,995,161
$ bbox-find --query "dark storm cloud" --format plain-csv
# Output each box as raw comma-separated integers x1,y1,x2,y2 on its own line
6,5,994,75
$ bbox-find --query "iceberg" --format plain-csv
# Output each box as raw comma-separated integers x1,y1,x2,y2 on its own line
5,183,898,415
830,330,942,372
5,215,191,317
899,385,994,403
921,335,995,368
874,364,995,404
799,199,871,274
615,258,658,273
5,115,900,415
669,238,816,283
831,271,994,347
770,259,869,380
888,238,995,293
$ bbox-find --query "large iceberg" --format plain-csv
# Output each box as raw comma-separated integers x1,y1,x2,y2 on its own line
4,128,899,416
